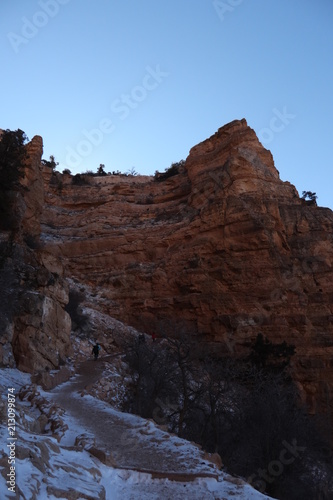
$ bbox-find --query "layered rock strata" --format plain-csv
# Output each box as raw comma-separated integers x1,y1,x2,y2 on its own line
12,119,333,413
0,136,72,373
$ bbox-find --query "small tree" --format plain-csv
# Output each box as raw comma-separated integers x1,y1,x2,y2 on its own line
42,155,58,170
97,164,107,176
0,129,28,190
126,167,138,176
0,129,28,229
124,338,172,418
301,191,317,205
154,160,185,181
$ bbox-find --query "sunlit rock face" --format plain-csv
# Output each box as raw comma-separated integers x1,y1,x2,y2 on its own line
9,119,333,413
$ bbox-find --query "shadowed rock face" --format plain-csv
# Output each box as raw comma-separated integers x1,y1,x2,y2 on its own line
11,119,333,413
0,136,72,373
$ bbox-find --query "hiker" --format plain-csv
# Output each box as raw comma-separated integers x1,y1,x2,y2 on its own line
138,334,145,344
151,332,156,342
92,342,101,360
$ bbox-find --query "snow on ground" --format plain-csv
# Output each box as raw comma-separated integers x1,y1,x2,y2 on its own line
62,390,220,474
0,368,274,499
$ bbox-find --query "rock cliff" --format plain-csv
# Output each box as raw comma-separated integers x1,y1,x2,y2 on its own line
40,119,333,415
0,136,72,373
3,119,333,416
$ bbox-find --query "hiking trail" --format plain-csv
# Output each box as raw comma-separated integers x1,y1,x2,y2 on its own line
49,355,221,482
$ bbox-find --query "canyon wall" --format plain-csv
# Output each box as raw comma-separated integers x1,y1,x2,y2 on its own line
40,119,333,413
0,136,72,373
3,119,332,415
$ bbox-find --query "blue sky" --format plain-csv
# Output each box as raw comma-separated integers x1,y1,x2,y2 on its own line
1,0,332,208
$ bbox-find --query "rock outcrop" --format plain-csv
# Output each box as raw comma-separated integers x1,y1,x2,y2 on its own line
39,119,333,416
0,135,72,373
3,119,333,415
21,135,45,239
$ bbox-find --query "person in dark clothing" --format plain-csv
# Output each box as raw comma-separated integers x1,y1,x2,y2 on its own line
138,334,145,344
92,342,101,360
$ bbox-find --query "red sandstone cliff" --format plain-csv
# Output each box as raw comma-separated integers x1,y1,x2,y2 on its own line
40,119,333,414
0,136,72,373
2,119,333,416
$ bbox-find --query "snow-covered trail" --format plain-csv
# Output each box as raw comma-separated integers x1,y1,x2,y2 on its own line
0,366,273,499
49,356,220,479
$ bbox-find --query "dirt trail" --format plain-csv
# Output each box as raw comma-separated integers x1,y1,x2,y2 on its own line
49,355,220,481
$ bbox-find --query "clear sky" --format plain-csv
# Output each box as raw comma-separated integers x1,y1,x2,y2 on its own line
1,0,332,209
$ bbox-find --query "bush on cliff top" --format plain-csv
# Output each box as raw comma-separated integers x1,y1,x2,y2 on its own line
154,160,185,181
0,129,28,190
0,129,28,230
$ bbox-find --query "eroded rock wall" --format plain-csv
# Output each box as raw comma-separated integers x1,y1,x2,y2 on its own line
39,119,333,414
0,135,72,373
